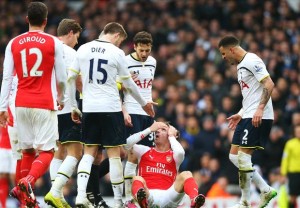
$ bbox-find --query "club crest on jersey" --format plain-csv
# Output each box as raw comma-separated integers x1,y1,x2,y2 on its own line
254,65,262,72
166,155,172,163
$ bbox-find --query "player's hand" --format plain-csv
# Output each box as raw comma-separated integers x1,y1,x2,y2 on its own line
130,71,139,82
142,101,157,118
227,114,242,130
252,108,263,127
168,125,178,138
149,121,168,132
124,113,133,127
57,101,65,111
71,107,82,124
0,111,8,127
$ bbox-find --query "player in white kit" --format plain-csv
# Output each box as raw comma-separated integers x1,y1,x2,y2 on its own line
67,22,155,208
218,36,277,208
44,18,82,208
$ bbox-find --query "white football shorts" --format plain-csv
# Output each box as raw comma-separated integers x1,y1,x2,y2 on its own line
16,107,58,151
149,184,185,208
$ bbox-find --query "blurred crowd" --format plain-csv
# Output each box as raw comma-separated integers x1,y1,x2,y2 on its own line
1,0,300,203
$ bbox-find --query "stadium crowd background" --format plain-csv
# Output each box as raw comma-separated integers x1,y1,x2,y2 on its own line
0,0,300,206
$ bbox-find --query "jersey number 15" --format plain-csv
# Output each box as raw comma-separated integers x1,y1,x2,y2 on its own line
89,58,108,84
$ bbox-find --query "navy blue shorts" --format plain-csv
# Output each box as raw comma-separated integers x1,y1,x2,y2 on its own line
232,118,273,149
125,114,155,147
81,112,125,147
58,113,81,144
288,173,300,195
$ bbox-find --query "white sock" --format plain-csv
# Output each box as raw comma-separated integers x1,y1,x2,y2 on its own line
49,158,63,182
51,156,78,197
124,161,137,200
77,154,95,198
109,157,124,201
239,171,253,204
229,153,269,193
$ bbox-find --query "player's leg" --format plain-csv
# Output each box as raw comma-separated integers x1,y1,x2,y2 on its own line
131,176,149,208
102,111,126,208
173,171,205,208
45,142,82,208
86,149,110,208
45,113,82,207
15,108,57,207
0,146,12,208
49,142,65,185
7,125,22,184
106,146,124,208
75,112,102,207
124,148,138,202
287,173,300,208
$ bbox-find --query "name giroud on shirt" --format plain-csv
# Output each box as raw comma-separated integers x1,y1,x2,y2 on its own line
19,36,46,44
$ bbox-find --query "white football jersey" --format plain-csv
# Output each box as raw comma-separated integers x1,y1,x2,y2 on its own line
70,40,129,112
58,43,76,115
237,53,274,119
123,54,156,115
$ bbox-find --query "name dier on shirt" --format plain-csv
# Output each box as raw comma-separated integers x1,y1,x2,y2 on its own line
91,47,105,54
19,36,46,44
146,166,173,177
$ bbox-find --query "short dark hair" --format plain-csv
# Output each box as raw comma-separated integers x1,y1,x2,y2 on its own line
27,2,48,26
218,36,240,48
57,19,82,36
133,31,153,45
103,22,127,39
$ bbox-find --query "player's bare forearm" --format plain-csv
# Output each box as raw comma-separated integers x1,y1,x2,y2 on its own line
258,76,274,109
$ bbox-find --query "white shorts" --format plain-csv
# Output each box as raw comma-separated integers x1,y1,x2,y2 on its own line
0,148,16,174
16,107,58,151
7,125,22,160
149,184,185,208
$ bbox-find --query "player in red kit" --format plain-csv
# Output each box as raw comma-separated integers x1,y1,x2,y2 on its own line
0,2,67,208
125,122,205,208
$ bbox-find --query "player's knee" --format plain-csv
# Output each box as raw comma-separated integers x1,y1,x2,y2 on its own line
237,151,253,171
133,175,143,181
178,171,193,181
229,153,238,167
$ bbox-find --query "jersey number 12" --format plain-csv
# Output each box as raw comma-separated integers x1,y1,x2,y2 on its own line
20,48,43,77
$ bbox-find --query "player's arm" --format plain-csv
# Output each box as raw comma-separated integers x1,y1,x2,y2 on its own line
168,125,185,165
0,40,14,126
54,39,67,108
125,122,167,149
258,76,274,110
67,51,81,123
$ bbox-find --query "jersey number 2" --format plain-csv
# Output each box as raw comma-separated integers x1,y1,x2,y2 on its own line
20,48,43,77
89,59,108,84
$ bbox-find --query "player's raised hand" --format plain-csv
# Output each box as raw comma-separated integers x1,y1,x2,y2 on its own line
142,101,158,118
227,114,242,130
149,121,168,132
168,125,178,138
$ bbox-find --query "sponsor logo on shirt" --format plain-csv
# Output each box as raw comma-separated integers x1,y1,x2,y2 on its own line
254,65,262,72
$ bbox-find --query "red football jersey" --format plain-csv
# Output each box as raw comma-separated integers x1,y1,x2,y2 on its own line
138,148,177,190
10,31,62,110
